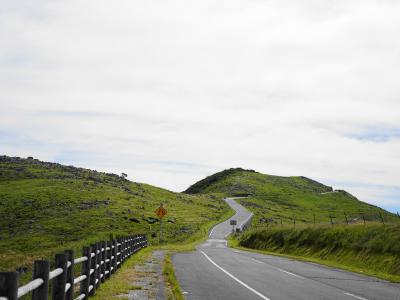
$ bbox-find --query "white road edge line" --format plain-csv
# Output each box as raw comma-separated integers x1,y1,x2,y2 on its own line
343,292,369,300
209,225,216,237
200,250,271,300
251,258,265,264
277,268,305,279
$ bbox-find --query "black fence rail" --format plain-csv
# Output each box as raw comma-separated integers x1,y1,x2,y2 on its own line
0,234,147,300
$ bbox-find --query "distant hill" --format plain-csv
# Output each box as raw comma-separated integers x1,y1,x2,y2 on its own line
0,156,229,272
184,168,398,225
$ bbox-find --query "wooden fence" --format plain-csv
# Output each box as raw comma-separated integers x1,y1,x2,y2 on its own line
0,234,147,300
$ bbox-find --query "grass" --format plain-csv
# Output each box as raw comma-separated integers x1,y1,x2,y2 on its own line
0,156,230,284
235,223,400,282
163,253,184,300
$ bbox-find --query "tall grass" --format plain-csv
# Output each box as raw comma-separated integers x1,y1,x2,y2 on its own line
239,224,400,280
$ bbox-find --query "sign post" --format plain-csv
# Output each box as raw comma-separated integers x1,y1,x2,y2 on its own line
155,203,167,243
230,219,237,233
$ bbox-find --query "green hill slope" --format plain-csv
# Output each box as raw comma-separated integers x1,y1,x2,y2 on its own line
184,168,398,225
0,156,230,272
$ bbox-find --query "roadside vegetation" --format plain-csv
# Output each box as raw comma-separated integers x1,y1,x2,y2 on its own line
236,224,400,282
163,253,184,300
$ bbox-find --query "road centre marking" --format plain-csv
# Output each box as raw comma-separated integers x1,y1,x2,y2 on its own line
200,250,271,300
343,292,369,300
277,268,305,279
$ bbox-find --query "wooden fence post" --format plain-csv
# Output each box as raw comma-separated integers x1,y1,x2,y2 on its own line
135,235,139,252
344,212,349,225
52,254,67,300
127,236,131,257
112,239,117,273
329,215,334,226
101,241,106,283
129,236,133,256
89,243,98,295
116,238,120,269
80,246,91,300
0,272,18,300
95,242,101,288
106,240,111,279
64,250,74,300
32,260,50,300
121,238,125,263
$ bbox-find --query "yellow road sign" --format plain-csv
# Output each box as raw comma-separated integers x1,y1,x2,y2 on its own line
155,204,167,218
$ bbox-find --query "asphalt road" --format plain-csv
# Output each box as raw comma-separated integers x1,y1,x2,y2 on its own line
173,198,400,300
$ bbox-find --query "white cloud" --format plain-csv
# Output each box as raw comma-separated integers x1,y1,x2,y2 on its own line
1,0,400,211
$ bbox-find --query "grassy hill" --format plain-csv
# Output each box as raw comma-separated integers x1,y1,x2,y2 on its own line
186,168,400,281
184,168,399,225
0,156,231,274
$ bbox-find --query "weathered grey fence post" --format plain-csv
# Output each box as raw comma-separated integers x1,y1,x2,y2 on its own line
32,260,50,300
52,254,67,300
113,239,118,273
110,239,116,274
89,243,98,295
133,235,138,252
129,236,131,255
114,236,119,271
122,238,126,262
101,241,106,283
95,242,101,288
80,246,91,300
0,272,18,300
134,235,137,253
64,250,74,300
106,240,112,279
121,238,125,263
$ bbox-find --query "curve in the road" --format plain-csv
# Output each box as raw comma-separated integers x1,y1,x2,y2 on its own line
173,198,400,300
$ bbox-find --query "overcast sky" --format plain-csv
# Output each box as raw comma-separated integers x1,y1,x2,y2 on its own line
1,0,399,212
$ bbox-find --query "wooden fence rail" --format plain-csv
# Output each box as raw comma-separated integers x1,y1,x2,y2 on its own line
0,234,148,300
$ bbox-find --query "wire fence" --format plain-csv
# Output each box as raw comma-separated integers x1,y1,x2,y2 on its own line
0,234,147,300
252,211,400,230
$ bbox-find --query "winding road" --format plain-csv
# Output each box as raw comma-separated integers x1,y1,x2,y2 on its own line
173,198,400,300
